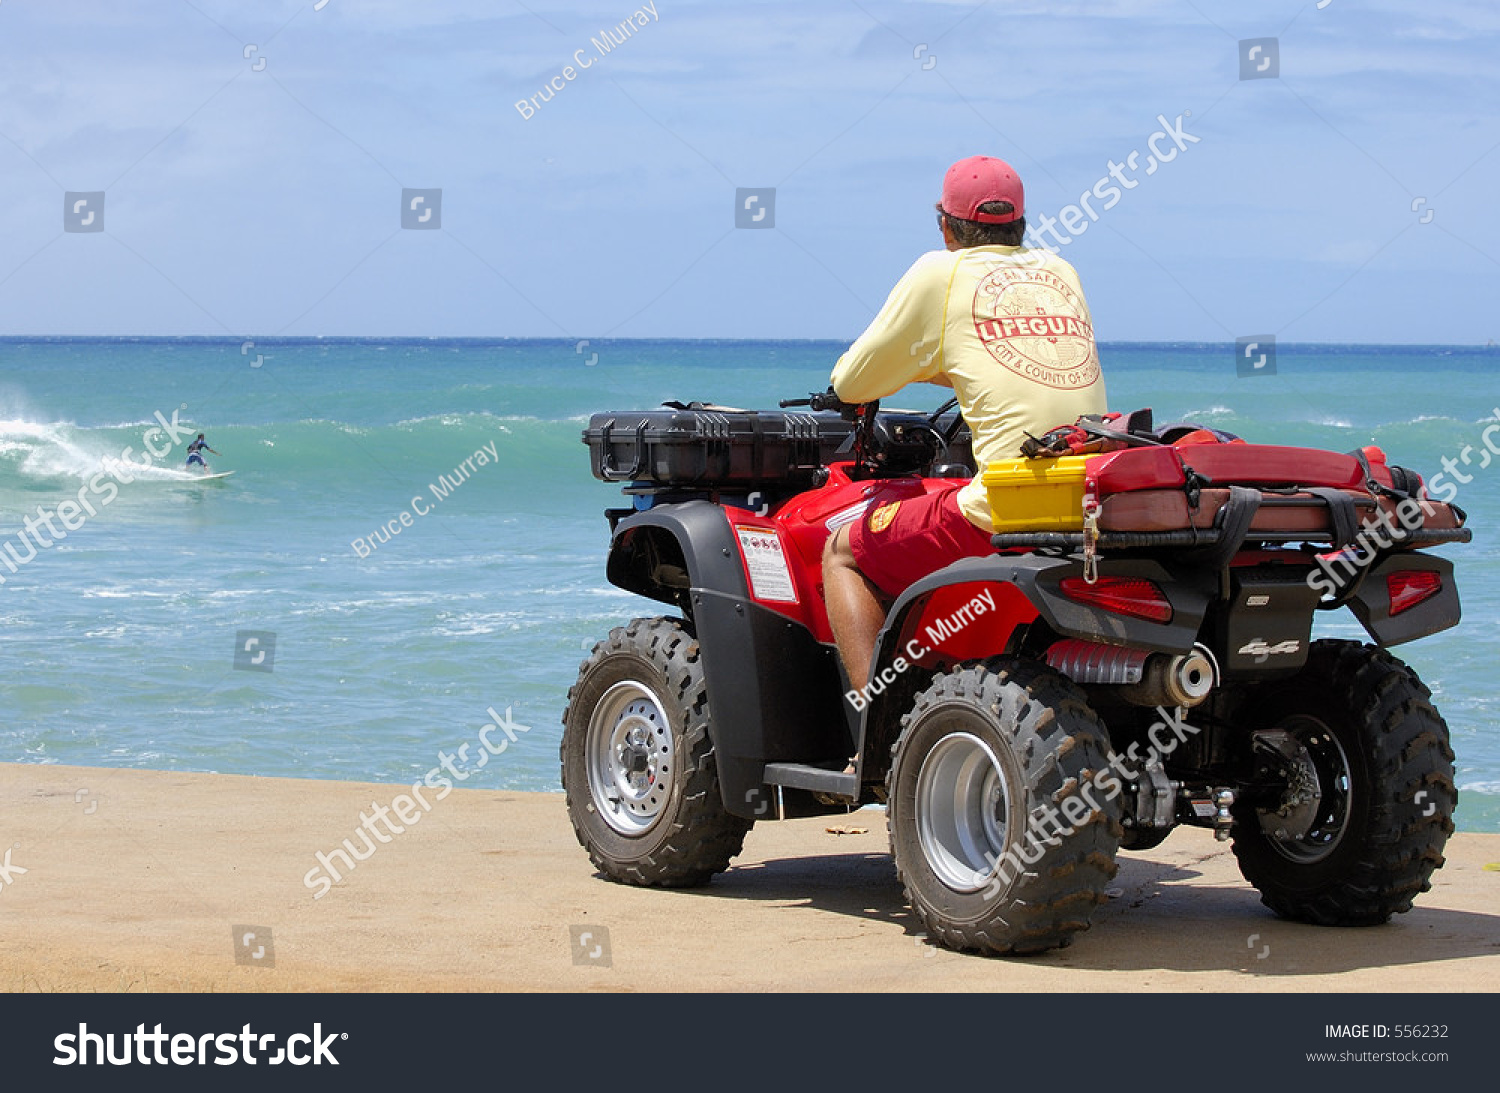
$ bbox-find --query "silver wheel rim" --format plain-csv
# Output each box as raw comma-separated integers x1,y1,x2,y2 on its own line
586,680,675,837
915,731,1011,893
1259,715,1352,864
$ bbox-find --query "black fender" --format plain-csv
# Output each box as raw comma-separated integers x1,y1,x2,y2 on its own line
607,504,849,819
856,554,1214,780
1346,552,1460,646
606,502,740,609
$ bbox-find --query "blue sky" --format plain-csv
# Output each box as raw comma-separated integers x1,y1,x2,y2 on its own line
0,0,1495,342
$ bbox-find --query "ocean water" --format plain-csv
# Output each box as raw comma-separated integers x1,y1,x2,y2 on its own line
1,339,1496,831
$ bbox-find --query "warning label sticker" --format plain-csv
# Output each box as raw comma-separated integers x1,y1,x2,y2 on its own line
735,526,798,603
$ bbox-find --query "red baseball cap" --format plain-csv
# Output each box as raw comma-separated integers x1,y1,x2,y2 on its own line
941,155,1024,224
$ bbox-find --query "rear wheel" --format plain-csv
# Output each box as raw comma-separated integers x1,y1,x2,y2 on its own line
1231,640,1456,925
561,618,751,886
887,659,1123,955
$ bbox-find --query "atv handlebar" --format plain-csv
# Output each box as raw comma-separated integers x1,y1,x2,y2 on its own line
780,389,963,480
781,390,892,477
779,388,861,415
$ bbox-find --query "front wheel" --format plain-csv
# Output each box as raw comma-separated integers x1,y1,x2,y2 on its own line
1230,640,1456,925
561,618,751,886
887,660,1123,955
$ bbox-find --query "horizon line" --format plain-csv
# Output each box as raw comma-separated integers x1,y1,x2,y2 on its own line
0,336,1495,349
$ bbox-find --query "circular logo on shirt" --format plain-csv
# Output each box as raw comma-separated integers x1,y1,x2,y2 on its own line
971,267,1100,390
868,501,901,533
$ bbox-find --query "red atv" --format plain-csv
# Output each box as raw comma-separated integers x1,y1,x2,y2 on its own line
563,391,1469,954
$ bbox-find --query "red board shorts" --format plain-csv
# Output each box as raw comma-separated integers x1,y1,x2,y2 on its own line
848,481,994,599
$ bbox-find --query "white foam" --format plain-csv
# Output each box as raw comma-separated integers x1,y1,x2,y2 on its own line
0,417,208,483
82,588,175,599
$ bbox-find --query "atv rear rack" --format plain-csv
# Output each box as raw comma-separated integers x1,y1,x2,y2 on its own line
994,475,1471,557
991,527,1472,551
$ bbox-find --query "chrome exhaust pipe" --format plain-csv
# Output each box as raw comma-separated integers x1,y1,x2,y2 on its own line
1120,646,1217,708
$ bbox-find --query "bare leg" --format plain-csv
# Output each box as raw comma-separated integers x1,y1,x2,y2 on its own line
822,525,888,694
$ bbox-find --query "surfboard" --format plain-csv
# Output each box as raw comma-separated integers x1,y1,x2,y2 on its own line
187,471,235,481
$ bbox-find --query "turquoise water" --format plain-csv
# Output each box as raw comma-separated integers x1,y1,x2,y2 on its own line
1,339,1496,831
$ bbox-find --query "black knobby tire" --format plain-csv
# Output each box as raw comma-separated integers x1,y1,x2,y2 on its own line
1230,639,1456,925
561,617,751,886
887,659,1123,955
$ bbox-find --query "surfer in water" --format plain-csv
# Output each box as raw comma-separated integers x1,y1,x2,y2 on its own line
185,434,219,470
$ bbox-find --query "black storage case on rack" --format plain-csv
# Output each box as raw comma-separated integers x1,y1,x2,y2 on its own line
585,408,855,487
584,405,975,488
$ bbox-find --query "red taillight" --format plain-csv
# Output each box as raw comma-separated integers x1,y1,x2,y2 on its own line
1387,571,1442,616
1060,577,1173,623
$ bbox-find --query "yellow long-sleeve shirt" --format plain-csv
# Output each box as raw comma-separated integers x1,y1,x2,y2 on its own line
831,245,1108,530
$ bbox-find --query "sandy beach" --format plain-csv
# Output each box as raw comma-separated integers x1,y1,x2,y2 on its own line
1,762,1496,993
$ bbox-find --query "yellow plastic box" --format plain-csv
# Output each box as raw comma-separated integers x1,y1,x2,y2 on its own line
983,456,1090,532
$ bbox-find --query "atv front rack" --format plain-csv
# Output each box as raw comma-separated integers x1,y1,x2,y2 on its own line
584,405,973,488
